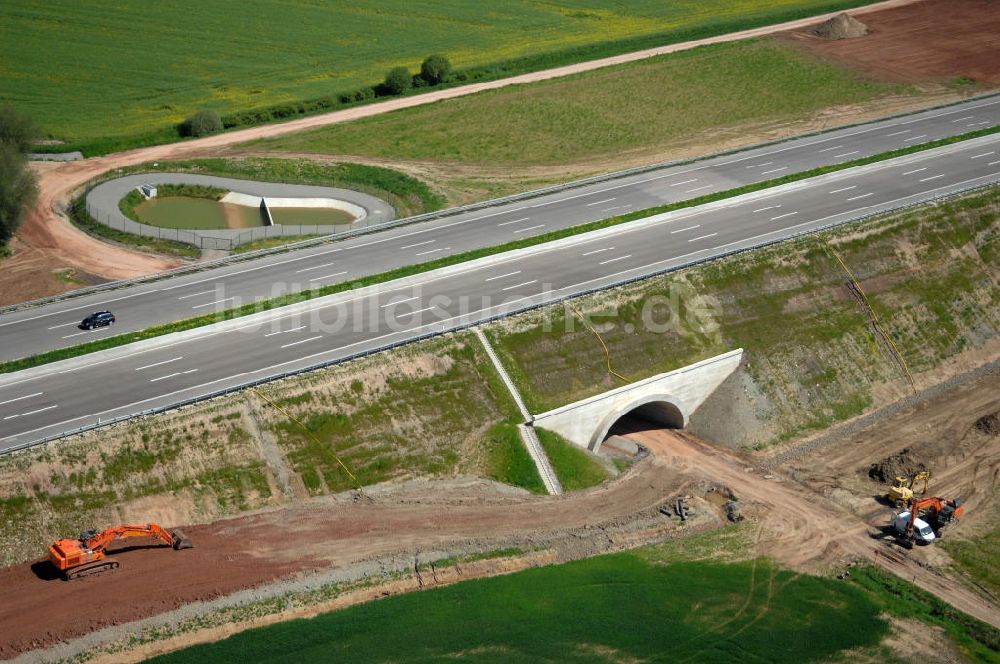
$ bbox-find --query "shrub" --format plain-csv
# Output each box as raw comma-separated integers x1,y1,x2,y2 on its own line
0,105,39,153
383,67,413,95
180,109,223,137
420,54,452,86
0,143,36,244
339,87,376,104
0,106,38,247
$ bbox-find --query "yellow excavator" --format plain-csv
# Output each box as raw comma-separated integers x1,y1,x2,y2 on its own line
887,471,930,507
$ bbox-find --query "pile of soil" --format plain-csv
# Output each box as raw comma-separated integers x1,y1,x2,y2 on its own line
867,448,927,483
811,13,869,40
974,412,1000,436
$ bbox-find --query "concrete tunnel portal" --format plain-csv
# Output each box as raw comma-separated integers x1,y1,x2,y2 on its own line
529,349,743,453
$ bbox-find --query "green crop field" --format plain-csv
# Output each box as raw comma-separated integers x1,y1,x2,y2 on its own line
149,554,887,663
258,38,910,168
1,0,878,150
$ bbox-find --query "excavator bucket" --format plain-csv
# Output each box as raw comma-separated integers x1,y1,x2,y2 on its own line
170,529,193,550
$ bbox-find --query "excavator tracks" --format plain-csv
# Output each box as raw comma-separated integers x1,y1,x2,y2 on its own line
63,558,120,581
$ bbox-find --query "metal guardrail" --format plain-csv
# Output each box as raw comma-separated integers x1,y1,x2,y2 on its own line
5,177,997,457
4,91,999,317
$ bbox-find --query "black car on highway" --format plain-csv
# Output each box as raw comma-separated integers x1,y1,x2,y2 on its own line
80,311,115,329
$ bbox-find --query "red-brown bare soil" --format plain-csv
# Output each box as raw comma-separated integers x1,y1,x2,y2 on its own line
785,0,1000,85
0,454,689,658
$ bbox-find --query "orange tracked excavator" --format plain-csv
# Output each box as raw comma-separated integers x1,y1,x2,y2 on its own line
48,523,192,580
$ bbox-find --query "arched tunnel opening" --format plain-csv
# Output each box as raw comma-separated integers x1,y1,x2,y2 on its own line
597,398,686,454
607,400,685,437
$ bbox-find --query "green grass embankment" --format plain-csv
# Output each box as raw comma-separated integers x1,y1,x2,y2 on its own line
483,420,546,495
940,502,1000,602
7,1,885,154
266,338,524,494
535,427,610,490
231,236,321,254
851,565,1000,662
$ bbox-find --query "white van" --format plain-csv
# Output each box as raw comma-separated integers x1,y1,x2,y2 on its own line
894,511,936,544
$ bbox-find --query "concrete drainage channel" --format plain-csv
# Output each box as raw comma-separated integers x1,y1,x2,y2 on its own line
473,328,563,495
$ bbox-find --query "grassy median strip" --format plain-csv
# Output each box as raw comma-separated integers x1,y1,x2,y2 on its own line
3,125,997,375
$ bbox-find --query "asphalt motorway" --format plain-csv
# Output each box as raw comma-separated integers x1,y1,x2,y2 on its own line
1,96,998,363
1,133,998,451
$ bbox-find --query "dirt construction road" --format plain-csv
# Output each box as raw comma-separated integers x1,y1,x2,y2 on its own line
3,0,926,303
631,430,1000,629
0,450,692,658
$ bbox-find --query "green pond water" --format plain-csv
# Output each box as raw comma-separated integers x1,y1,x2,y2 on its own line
269,207,355,225
133,197,261,230
132,198,354,229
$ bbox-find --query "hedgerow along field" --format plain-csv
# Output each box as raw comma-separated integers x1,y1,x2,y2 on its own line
148,555,889,663
0,0,882,154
